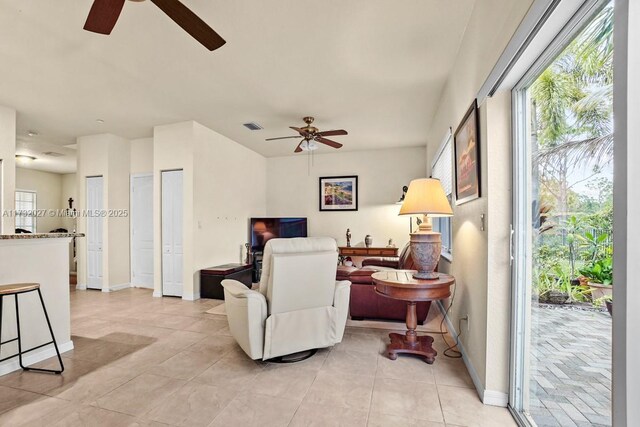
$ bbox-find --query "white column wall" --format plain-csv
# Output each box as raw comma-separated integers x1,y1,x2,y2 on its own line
0,106,16,233
613,0,640,425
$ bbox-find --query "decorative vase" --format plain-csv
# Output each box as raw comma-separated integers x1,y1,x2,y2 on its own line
365,235,373,248
409,231,441,280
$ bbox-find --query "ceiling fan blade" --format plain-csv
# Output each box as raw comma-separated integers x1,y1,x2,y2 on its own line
289,126,306,135
315,136,343,149
316,129,348,137
294,140,304,153
83,0,126,35
149,0,226,51
265,136,301,141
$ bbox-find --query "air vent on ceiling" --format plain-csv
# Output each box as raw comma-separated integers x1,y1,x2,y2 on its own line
243,122,263,131
43,151,64,157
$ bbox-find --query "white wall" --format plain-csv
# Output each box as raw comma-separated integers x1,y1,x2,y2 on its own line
266,147,425,252
0,106,16,233
15,167,64,233
425,0,535,404
613,0,640,424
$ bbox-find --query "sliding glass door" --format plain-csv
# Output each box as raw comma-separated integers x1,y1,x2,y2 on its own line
510,1,614,426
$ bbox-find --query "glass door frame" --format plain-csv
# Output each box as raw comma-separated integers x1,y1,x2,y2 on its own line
508,0,610,424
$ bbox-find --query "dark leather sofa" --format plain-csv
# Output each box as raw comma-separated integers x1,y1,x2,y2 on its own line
336,243,431,324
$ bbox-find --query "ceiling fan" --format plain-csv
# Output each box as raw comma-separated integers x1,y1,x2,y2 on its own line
83,0,226,51
266,117,348,153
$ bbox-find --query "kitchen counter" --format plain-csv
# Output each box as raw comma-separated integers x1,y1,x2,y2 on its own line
0,233,84,239
0,235,81,375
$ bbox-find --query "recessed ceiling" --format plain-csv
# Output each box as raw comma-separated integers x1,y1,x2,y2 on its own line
0,0,476,164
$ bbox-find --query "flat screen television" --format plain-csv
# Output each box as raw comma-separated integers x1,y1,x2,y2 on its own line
250,217,308,252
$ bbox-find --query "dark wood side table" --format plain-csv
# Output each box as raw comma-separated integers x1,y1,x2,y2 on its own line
200,264,253,300
372,270,454,364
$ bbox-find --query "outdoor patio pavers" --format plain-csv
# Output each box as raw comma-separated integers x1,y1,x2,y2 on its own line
530,305,611,427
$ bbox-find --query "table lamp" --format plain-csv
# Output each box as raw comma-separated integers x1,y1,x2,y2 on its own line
399,178,453,279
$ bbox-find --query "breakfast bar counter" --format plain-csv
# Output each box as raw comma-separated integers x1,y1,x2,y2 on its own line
0,233,83,375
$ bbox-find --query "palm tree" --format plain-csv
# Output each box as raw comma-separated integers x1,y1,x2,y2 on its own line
533,1,613,171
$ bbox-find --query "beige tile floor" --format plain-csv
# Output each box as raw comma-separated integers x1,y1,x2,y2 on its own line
0,288,517,427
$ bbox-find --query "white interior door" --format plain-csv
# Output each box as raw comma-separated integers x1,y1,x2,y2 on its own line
131,174,154,288
162,170,183,297
86,176,104,290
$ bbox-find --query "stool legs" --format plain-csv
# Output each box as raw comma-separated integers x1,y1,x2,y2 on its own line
0,290,65,374
35,288,65,374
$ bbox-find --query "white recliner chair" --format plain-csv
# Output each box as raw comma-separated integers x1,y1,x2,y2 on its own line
221,237,351,361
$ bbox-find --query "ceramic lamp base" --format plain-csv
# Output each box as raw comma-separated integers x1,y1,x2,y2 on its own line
409,230,442,281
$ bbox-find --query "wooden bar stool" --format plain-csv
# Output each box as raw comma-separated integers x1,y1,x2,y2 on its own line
0,283,64,374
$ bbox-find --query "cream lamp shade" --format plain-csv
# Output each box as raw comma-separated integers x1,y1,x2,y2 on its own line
399,178,453,217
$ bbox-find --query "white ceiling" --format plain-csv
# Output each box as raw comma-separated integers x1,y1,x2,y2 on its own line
0,0,476,173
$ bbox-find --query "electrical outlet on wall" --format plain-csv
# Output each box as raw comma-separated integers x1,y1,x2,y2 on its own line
461,314,470,332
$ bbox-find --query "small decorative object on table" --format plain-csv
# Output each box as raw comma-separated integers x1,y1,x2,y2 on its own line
365,235,373,248
387,238,394,247
245,243,252,264
346,228,352,247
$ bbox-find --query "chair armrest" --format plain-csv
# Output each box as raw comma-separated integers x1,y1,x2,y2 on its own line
362,257,400,269
221,279,255,298
333,280,351,342
221,279,267,359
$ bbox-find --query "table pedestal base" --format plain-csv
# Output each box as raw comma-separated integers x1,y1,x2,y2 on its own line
387,333,437,364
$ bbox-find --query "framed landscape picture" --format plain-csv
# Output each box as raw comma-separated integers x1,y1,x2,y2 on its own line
454,100,481,205
319,176,358,211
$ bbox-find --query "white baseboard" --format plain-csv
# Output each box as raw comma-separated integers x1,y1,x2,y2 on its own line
436,301,508,408
484,389,510,407
0,340,74,377
152,290,162,298
103,283,131,292
182,293,200,301
131,283,154,290
76,283,87,290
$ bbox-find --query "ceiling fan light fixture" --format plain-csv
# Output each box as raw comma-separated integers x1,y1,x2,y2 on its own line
300,140,319,152
15,154,37,164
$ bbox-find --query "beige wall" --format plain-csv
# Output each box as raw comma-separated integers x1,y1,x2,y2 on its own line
61,173,77,232
425,0,535,404
0,106,16,233
153,121,267,300
61,173,77,271
192,122,267,288
15,167,65,233
153,121,197,299
266,147,426,253
76,133,130,291
130,137,154,174
107,137,131,287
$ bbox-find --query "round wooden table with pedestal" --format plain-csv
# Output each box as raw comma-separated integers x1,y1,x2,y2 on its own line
372,270,454,364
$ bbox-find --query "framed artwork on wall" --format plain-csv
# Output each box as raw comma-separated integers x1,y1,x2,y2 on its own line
319,176,358,211
454,100,481,205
